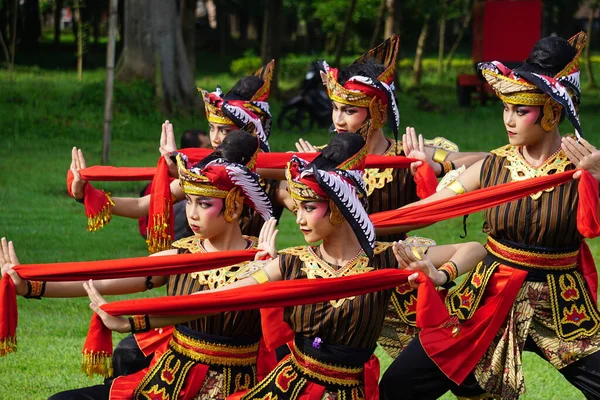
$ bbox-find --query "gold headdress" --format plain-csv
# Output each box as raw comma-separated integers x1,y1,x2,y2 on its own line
285,135,374,258
176,150,271,223
322,35,400,141
479,32,586,136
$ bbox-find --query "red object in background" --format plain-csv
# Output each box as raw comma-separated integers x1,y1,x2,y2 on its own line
474,0,542,63
458,0,542,107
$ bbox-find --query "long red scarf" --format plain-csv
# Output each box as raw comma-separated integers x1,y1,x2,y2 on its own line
370,169,600,300
0,250,257,363
66,150,437,252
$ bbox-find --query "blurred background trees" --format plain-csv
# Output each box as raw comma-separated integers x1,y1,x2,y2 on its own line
0,0,598,108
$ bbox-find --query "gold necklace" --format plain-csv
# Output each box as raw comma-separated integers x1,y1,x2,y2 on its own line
492,144,570,200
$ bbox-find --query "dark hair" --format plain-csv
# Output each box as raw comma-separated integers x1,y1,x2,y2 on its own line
180,129,208,148
514,36,577,123
514,36,576,77
310,132,365,171
197,130,257,168
338,61,385,86
224,76,264,101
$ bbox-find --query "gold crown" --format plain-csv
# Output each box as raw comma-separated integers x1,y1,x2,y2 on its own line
325,69,373,108
176,155,229,198
481,69,548,106
285,164,324,202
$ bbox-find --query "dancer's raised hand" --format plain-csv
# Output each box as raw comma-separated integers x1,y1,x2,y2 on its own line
562,136,600,181
84,280,129,333
0,237,26,295
255,218,279,261
159,120,179,178
295,138,318,153
403,127,429,176
70,147,88,200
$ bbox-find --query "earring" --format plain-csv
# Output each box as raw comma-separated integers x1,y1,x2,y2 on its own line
541,99,562,132
224,188,245,223
328,200,345,225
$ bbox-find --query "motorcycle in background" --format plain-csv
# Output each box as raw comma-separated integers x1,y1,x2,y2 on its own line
277,62,332,134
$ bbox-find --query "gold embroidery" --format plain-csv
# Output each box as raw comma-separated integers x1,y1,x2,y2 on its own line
281,243,391,308
363,140,400,195
172,236,259,289
289,344,363,387
491,144,571,199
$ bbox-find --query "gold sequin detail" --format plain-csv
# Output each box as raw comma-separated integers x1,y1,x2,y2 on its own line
491,144,570,200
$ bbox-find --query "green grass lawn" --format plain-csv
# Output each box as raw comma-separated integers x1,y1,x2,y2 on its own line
0,63,599,399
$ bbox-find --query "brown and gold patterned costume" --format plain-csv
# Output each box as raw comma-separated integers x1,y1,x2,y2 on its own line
132,236,263,400
241,242,398,399
444,145,600,399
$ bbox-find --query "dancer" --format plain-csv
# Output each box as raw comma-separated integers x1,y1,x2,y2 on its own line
293,35,488,358
85,133,487,399
2,130,275,399
380,33,600,400
71,62,282,244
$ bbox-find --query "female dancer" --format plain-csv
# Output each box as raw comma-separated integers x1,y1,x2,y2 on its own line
380,33,600,399
2,130,275,399
72,62,282,244
292,35,488,357
85,133,487,399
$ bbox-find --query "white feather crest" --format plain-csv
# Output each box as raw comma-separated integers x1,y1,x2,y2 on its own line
316,170,375,249
223,103,270,151
226,164,273,221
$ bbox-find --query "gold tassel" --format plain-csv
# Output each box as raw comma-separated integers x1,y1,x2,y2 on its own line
145,200,173,254
81,351,113,378
86,193,115,232
0,335,17,356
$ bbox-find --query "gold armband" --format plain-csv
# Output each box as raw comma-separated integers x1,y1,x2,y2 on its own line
446,179,466,195
251,269,270,284
433,148,450,163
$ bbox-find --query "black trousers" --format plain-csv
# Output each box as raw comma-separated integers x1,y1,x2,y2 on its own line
48,335,153,400
379,336,600,400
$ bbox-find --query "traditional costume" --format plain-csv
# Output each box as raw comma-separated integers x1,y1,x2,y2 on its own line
195,60,284,241
238,143,417,400
53,147,274,400
381,32,600,400
320,34,458,358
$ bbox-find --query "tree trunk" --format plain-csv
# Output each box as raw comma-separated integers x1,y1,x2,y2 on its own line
103,0,119,165
584,4,597,88
445,0,472,70
333,0,357,66
384,0,397,38
22,0,41,48
215,0,229,58
8,0,17,61
370,0,386,49
54,0,63,47
180,0,196,78
437,0,447,78
74,0,83,81
261,0,282,97
117,0,197,114
412,14,430,86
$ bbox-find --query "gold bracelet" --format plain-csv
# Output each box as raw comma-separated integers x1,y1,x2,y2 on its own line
442,160,455,174
251,269,270,284
128,315,150,333
433,148,450,163
446,179,466,195
24,280,46,299
439,261,458,282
